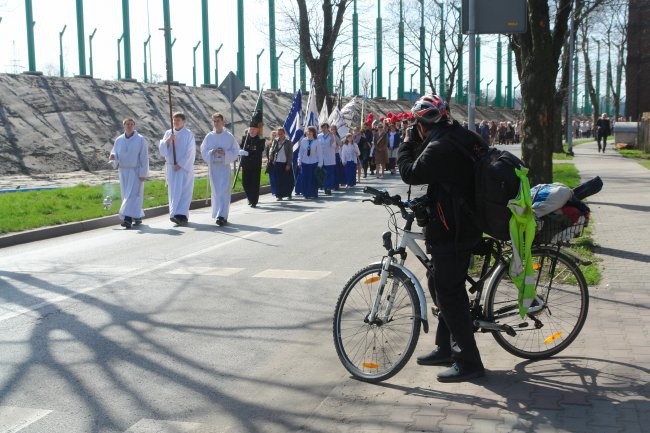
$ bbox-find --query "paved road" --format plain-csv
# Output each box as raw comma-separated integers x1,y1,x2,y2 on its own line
1,143,648,432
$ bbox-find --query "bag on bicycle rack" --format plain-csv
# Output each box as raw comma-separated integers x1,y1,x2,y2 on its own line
534,198,590,244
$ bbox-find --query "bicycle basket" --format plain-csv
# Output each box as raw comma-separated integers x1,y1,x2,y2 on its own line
534,212,588,244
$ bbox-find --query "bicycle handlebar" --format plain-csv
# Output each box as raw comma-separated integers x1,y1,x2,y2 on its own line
363,186,405,209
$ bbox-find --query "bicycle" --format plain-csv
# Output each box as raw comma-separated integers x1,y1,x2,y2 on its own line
333,186,590,383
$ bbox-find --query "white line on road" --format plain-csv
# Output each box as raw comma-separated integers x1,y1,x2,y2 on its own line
252,269,331,280
0,212,315,324
168,267,244,276
0,406,53,433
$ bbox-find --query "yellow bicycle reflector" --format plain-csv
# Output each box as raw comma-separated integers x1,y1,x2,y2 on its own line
364,276,381,284
363,362,380,369
544,332,562,344
533,263,542,271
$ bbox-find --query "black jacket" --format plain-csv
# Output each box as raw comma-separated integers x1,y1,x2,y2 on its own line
398,120,482,252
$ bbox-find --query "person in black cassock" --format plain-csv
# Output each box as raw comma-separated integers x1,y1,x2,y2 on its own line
240,114,265,207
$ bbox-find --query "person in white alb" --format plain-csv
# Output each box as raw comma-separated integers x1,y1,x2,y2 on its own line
318,122,337,195
200,113,240,226
109,117,149,229
159,112,196,226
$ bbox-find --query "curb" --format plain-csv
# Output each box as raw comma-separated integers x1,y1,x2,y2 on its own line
0,187,269,249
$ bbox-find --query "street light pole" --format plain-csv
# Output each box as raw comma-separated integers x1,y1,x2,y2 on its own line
342,60,350,96
192,40,201,87
410,70,417,101
592,38,600,113
143,35,150,82
276,51,283,91
214,43,223,85
486,79,493,106
371,66,378,98
256,48,265,91
59,25,67,77
89,28,97,77
117,34,124,80
389,66,396,100
293,56,299,94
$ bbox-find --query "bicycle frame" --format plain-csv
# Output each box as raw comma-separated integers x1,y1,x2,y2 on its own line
367,228,431,334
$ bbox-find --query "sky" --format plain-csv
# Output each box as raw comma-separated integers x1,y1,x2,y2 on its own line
0,0,517,101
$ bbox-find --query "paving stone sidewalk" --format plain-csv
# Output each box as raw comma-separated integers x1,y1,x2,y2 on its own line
306,142,649,433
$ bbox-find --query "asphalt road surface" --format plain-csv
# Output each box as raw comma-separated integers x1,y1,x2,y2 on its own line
0,176,420,433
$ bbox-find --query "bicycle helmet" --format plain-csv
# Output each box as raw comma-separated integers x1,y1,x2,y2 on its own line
411,94,449,126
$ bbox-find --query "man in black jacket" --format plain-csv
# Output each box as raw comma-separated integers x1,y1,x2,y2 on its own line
397,94,485,382
596,113,612,153
240,118,265,207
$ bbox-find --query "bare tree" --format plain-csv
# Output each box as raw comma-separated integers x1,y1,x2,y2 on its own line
284,0,352,112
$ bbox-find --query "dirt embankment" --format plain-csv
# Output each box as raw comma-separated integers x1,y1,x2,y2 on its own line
0,73,519,189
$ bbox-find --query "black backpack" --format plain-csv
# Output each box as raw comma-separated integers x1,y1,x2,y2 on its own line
452,135,526,241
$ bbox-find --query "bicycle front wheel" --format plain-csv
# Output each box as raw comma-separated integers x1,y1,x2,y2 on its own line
333,263,421,382
486,247,589,359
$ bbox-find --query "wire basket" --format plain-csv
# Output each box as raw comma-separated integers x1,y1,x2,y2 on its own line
534,213,588,244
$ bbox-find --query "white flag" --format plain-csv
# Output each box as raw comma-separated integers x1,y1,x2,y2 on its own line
319,97,330,126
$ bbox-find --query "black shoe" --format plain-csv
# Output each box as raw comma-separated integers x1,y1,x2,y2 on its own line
416,348,453,366
325,189,332,195
276,196,283,201
170,216,180,225
133,218,142,226
120,221,132,229
250,203,257,208
437,363,485,383
216,217,226,226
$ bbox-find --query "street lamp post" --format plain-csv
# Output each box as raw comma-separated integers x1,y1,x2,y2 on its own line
388,66,396,100
357,61,366,96
371,66,378,98
341,60,350,96
256,48,265,91
512,83,520,108
143,35,150,83
435,1,445,97
59,25,67,77
410,70,417,101
88,28,97,77
485,79,493,106
117,34,124,80
214,43,223,85
293,56,299,94
275,51,284,91
192,41,201,86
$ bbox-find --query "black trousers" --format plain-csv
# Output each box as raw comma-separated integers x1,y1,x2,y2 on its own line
597,132,608,152
428,250,484,370
242,159,262,205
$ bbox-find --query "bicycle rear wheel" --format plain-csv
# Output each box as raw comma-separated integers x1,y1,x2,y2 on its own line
333,263,421,382
485,247,589,359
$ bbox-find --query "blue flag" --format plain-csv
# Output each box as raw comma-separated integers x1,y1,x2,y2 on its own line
284,90,304,145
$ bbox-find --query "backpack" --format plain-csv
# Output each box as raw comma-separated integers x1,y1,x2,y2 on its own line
452,136,527,241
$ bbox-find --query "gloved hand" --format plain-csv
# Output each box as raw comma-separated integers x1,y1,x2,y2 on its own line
238,149,249,156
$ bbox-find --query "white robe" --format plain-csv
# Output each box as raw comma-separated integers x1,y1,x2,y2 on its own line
200,128,240,220
159,127,195,218
110,131,149,220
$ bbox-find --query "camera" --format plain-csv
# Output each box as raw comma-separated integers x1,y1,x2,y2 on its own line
408,194,433,227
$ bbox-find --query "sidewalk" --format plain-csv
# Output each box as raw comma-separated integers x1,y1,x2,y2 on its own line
308,142,650,433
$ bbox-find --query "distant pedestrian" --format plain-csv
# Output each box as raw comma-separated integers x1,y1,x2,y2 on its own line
269,127,294,201
596,113,612,153
109,117,149,229
340,133,360,187
297,126,323,199
159,112,195,226
200,113,240,226
240,115,265,208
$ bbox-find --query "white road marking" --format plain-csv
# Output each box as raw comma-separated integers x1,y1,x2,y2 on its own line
123,419,204,433
168,267,244,276
252,269,331,280
0,406,52,433
0,212,315,324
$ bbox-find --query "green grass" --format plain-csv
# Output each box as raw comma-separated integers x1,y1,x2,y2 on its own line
0,171,268,234
617,148,650,170
552,163,581,188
